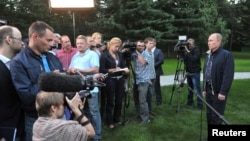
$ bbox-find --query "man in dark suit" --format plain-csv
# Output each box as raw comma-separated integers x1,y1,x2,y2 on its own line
0,25,25,140
152,38,164,105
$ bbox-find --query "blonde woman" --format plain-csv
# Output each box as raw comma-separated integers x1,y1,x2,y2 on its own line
99,37,129,129
92,32,106,56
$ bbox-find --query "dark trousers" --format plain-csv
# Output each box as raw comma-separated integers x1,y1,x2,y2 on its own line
206,83,227,125
105,77,125,125
154,75,162,105
133,84,140,114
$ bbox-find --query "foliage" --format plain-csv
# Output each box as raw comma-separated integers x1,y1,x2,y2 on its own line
0,0,249,51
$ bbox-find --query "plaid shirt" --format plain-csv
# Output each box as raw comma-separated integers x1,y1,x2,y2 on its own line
133,50,151,84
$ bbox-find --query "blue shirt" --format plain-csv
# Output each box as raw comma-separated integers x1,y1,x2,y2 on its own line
69,49,100,93
133,50,151,84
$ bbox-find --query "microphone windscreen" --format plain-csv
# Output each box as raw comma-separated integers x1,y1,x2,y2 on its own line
38,72,84,92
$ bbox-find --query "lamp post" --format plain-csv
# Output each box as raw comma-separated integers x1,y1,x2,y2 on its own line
49,0,94,43
72,11,76,44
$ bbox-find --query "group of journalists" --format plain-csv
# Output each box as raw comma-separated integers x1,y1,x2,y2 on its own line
0,20,234,141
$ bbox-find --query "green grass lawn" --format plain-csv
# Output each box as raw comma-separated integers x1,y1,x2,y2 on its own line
101,79,250,141
162,51,250,75
100,51,250,141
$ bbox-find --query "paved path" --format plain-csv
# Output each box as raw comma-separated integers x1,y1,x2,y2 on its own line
160,72,250,86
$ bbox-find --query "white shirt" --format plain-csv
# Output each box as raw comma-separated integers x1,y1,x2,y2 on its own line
0,55,11,69
152,47,156,53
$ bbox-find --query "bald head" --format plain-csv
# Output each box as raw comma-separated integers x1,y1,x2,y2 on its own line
0,25,21,45
0,25,24,58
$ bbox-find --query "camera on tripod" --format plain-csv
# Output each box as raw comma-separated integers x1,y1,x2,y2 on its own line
121,41,137,61
174,35,189,59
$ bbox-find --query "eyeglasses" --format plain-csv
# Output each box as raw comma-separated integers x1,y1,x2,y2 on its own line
10,36,23,42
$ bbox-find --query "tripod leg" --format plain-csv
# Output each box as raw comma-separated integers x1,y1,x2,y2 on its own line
169,80,176,105
169,59,181,105
176,88,181,113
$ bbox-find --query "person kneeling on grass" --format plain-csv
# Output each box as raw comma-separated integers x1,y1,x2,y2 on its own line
32,91,95,141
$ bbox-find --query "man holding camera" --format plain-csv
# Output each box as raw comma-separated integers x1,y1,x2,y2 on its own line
132,39,154,124
184,38,203,111
33,91,95,141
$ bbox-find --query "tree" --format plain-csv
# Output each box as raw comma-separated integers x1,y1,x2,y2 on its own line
155,0,230,54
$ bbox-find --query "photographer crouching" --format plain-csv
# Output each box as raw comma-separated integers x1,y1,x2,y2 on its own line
32,91,95,141
184,38,203,111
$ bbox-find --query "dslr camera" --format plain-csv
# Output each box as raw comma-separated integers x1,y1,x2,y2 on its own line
174,35,189,58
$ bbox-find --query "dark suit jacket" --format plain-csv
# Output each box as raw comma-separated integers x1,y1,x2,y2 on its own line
0,60,24,137
154,47,164,75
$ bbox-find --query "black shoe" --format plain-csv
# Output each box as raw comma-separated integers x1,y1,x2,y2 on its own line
156,102,162,105
149,111,156,116
114,121,122,125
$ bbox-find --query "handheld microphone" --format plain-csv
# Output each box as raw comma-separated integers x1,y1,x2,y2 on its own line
75,70,106,87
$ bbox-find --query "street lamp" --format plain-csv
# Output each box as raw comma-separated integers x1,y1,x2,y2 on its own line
49,0,95,42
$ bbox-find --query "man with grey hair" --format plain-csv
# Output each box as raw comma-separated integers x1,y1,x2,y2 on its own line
68,35,102,141
203,33,234,125
49,33,61,55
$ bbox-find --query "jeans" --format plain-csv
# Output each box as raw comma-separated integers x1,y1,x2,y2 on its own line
147,79,155,112
138,82,150,122
88,92,102,140
24,115,36,141
186,72,203,109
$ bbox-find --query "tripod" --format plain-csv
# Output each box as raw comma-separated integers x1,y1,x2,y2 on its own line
169,56,186,113
121,60,135,125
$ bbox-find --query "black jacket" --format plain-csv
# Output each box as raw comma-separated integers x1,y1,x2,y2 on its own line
154,48,164,75
99,50,126,78
184,46,201,73
203,47,234,96
0,61,24,137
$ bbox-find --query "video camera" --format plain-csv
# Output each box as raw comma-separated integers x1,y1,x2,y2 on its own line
96,40,108,48
174,35,189,59
64,90,92,100
121,41,137,60
0,19,7,26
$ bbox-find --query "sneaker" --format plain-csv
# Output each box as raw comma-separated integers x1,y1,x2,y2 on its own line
108,124,115,129
140,119,150,125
